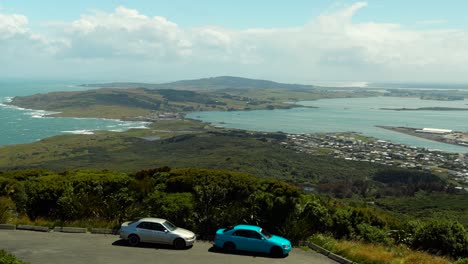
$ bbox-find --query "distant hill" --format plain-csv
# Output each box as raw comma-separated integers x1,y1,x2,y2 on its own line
80,76,317,91
10,76,378,120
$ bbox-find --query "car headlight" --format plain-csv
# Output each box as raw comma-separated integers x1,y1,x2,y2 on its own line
283,244,290,249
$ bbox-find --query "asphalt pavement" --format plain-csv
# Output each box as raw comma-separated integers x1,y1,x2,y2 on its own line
1,230,339,264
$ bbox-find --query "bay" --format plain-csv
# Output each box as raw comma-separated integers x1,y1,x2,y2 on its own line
186,96,468,153
0,80,148,146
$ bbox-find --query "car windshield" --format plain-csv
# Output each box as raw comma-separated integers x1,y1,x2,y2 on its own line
163,220,177,231
260,228,272,239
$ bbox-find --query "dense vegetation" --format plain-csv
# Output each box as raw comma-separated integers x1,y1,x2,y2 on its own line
0,250,30,264
1,167,467,261
0,124,384,184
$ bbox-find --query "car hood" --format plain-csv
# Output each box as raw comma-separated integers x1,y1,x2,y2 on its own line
172,228,195,238
269,235,291,246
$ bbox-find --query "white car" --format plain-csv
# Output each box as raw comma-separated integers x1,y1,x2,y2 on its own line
119,217,196,249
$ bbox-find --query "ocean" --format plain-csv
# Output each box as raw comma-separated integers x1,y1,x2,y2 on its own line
3,80,468,154
187,96,468,153
0,80,148,146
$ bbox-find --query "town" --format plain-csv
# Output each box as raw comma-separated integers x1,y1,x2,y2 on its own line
282,133,468,188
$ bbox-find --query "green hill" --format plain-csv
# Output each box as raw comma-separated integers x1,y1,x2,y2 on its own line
79,76,317,91
9,76,378,120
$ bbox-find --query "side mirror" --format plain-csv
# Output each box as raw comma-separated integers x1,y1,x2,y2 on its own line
164,229,169,233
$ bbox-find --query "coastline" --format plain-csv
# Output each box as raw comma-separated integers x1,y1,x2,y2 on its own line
377,125,468,149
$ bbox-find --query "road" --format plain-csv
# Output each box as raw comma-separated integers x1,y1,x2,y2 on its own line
1,230,339,264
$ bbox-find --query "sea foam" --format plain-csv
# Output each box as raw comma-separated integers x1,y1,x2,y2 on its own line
62,130,95,135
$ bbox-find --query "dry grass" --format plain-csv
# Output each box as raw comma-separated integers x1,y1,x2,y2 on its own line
13,216,119,229
309,234,454,264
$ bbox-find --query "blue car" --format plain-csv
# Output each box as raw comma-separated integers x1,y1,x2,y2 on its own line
213,225,292,257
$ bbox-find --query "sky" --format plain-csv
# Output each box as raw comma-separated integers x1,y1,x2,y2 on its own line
1,1,468,84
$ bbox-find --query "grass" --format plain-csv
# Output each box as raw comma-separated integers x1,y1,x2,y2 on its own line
12,216,119,230
308,234,453,264
375,192,468,226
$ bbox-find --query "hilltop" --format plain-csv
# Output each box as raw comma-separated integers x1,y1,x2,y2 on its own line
79,76,317,91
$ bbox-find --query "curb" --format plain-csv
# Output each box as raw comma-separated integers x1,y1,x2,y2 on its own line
90,228,120,235
302,241,356,264
17,224,49,232
307,242,330,256
0,224,16,230
54,227,87,233
328,252,354,264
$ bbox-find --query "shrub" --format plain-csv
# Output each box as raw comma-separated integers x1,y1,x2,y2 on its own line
355,223,390,245
0,249,30,264
144,191,194,228
412,220,468,258
0,197,16,224
456,258,468,264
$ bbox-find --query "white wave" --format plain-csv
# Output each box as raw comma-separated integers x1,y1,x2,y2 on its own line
24,109,59,118
3,97,13,103
0,102,26,110
62,130,95,135
128,126,150,129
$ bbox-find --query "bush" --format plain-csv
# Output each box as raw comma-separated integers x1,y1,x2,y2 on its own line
355,223,390,245
412,220,468,258
144,191,194,228
307,233,337,251
0,197,16,224
0,249,30,264
456,258,468,264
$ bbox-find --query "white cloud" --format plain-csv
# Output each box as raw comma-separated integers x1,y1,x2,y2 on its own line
417,19,448,25
0,13,30,40
2,3,468,82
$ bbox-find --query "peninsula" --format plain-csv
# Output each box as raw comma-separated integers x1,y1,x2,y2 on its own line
377,125,468,148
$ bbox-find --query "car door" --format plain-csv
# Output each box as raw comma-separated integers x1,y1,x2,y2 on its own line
242,230,270,253
248,230,270,253
232,230,267,252
136,222,156,243
150,223,171,244
231,230,249,251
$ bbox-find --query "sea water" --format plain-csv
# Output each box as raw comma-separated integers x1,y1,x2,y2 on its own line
0,80,148,146
187,96,468,153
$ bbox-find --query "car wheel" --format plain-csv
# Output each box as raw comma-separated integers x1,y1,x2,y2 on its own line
223,242,236,253
270,246,283,258
128,234,140,247
173,238,186,250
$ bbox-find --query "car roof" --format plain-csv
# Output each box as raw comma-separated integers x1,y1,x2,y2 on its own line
233,225,261,232
137,217,167,224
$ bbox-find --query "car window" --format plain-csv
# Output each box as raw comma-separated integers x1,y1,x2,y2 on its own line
233,230,248,237
223,226,234,233
248,230,263,240
163,220,177,231
260,228,272,239
136,222,151,230
151,223,166,232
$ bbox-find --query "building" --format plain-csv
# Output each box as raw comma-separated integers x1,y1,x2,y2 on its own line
416,128,453,134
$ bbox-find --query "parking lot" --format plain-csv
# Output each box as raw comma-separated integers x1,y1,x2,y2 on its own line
1,230,338,264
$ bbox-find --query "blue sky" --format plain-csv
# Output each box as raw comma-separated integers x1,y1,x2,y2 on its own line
1,1,468,83
3,0,467,29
